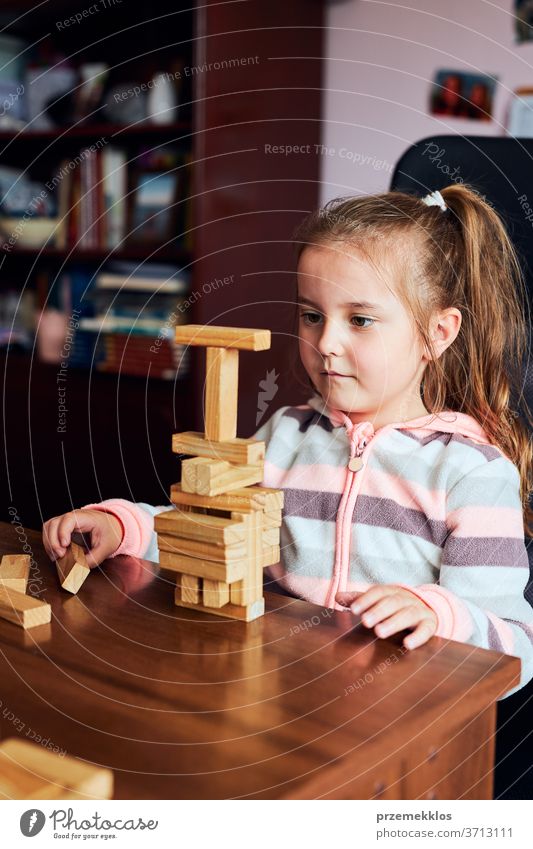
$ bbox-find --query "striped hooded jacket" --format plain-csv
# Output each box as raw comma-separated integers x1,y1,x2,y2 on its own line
82,397,533,697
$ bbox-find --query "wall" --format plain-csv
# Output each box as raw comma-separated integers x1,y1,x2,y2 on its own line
321,0,533,201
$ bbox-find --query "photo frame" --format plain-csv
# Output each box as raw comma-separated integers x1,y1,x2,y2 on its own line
429,69,497,122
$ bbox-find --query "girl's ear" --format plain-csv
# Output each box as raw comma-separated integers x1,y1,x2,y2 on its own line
427,308,462,360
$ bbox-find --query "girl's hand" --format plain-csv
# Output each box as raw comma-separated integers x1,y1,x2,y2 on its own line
336,584,438,649
42,509,123,569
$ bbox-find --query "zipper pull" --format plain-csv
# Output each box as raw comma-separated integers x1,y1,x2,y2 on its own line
348,437,367,472
346,422,373,472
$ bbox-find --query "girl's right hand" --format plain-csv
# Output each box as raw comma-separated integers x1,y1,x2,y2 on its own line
42,509,124,569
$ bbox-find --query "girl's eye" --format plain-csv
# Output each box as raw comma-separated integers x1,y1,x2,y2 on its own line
351,316,374,329
300,311,323,326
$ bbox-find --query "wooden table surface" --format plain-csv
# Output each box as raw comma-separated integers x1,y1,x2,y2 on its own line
0,522,520,800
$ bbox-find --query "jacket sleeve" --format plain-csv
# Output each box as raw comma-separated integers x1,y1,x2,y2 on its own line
80,498,175,562
404,455,533,699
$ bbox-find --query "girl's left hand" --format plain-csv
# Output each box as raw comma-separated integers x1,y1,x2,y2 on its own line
336,585,438,649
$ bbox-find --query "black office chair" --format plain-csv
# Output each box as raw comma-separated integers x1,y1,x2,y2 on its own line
391,136,533,799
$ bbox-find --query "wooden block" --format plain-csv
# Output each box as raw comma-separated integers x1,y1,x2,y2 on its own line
261,527,280,546
174,324,271,351
56,543,90,594
171,483,283,514
0,554,30,593
159,550,245,583
180,574,201,604
172,431,265,465
261,491,284,511
0,738,113,800
157,533,246,562
203,579,230,608
180,456,212,493
154,510,246,546
263,510,282,529
0,586,51,630
205,347,239,441
174,586,265,621
181,457,263,497
230,512,263,606
262,545,281,567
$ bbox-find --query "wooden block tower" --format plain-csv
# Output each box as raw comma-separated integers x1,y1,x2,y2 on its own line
155,325,283,622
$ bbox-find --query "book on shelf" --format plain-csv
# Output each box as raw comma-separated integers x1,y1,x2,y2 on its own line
101,147,127,248
1,142,190,254
34,263,190,379
58,144,189,252
94,259,189,293
79,316,175,334
63,146,127,250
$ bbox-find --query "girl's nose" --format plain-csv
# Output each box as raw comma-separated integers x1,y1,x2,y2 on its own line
317,319,345,358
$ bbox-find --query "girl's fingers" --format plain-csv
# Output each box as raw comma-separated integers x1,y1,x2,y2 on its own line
43,520,64,560
349,585,397,614
372,605,422,639
56,514,78,549
359,595,404,628
335,591,360,607
403,620,436,650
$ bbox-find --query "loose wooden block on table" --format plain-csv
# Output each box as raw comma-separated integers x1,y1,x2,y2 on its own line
174,324,271,351
0,554,30,592
172,432,265,465
56,542,90,594
0,738,113,800
0,586,51,630
181,456,263,497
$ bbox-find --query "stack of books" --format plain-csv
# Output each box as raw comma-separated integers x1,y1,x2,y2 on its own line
77,261,191,379
54,144,189,252
55,147,128,250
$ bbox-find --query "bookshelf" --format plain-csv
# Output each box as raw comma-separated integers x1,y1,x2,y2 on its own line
0,0,324,528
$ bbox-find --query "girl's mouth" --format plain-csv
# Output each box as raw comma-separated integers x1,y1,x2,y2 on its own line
322,370,352,378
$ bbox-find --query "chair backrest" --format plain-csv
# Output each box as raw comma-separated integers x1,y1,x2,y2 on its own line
390,135,533,601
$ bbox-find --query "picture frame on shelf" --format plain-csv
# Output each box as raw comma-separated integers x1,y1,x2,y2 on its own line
128,170,179,245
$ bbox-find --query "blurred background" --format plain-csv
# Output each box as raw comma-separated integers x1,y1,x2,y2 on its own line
0,0,531,531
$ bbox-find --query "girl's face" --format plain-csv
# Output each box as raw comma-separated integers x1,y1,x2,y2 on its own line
297,243,430,428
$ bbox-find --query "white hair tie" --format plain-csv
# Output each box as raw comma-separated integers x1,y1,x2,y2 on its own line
422,190,447,211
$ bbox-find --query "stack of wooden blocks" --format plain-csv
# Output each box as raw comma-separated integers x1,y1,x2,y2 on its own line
155,325,283,622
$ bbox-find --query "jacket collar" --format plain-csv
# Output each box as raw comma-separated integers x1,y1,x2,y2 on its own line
307,394,492,445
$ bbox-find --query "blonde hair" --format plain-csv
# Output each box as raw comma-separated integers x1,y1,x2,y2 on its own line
293,184,533,537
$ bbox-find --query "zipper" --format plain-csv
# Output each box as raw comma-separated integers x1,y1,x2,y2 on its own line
325,420,391,608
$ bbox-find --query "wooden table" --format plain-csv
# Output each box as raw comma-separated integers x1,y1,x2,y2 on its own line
0,522,520,800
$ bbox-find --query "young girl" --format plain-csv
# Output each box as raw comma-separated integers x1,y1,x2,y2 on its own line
43,183,533,697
